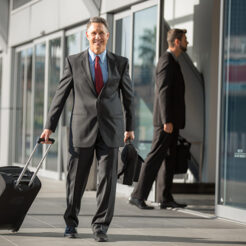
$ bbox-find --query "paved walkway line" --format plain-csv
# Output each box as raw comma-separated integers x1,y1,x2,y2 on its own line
178,208,216,219
0,235,18,246
27,215,57,228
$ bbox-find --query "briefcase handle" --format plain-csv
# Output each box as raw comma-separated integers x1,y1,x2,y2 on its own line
178,135,191,147
125,139,133,144
15,138,55,187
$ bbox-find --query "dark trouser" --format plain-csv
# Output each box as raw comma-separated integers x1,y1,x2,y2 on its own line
131,126,179,201
64,132,118,233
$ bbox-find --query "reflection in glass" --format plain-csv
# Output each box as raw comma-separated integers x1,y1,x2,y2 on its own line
46,38,61,171
219,0,246,209
25,48,33,159
82,30,89,51
65,33,80,126
15,51,25,163
66,33,80,57
33,43,46,166
65,30,88,126
115,16,131,60
132,6,157,158
0,56,2,153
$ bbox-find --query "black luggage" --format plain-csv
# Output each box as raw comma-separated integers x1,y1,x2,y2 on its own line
0,138,54,232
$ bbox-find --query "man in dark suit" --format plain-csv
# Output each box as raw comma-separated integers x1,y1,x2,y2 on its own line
129,29,188,210
41,17,134,242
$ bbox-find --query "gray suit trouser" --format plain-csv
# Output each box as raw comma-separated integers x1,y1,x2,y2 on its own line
64,132,118,233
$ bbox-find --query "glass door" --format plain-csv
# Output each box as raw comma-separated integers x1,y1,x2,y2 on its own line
33,42,46,166
0,54,3,158
114,11,132,61
14,46,33,165
132,1,158,159
217,0,246,222
114,1,159,160
46,37,62,171
65,26,88,126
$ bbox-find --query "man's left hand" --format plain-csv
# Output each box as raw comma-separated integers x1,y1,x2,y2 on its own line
124,131,135,143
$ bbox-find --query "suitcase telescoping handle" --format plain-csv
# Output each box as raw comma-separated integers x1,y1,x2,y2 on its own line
15,138,55,188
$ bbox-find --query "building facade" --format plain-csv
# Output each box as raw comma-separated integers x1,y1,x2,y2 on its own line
0,0,245,223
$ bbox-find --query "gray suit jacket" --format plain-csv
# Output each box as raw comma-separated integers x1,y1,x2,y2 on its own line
45,50,134,148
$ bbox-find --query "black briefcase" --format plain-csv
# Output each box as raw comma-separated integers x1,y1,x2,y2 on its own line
174,135,191,174
117,141,144,185
0,138,54,232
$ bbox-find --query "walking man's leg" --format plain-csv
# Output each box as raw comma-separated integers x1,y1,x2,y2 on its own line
91,133,118,242
64,146,94,238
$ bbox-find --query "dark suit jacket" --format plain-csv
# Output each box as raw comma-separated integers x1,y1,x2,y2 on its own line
45,50,134,148
153,51,185,129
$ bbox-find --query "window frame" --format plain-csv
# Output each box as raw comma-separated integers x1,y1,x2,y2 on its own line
13,31,64,179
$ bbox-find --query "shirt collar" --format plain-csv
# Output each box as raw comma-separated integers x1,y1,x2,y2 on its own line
167,49,178,61
88,48,107,63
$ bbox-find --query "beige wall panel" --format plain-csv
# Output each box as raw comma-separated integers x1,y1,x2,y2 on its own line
30,0,60,39
59,0,90,27
101,0,141,13
9,8,30,46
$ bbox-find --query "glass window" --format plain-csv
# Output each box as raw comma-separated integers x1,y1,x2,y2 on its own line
0,55,2,155
66,33,80,57
46,38,61,171
81,30,89,51
14,48,33,164
132,5,157,158
115,16,131,60
33,43,46,166
25,48,33,159
219,0,246,209
15,51,25,163
65,32,80,126
64,30,88,126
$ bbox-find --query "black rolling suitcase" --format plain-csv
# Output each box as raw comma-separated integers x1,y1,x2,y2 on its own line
0,138,55,232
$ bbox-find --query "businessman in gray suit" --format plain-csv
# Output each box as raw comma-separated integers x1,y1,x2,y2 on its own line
41,17,134,242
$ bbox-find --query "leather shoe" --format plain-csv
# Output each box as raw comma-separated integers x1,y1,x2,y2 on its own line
129,197,154,209
160,200,187,209
64,226,78,238
93,231,108,242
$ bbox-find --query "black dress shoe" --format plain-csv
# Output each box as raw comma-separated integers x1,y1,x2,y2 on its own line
129,197,154,209
160,200,187,209
93,231,108,242
64,226,78,238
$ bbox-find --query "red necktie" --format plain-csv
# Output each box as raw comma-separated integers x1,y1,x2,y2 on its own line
95,56,104,95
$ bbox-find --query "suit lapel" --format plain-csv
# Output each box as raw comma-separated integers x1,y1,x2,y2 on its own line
105,51,120,85
107,52,114,83
98,51,120,98
80,50,97,96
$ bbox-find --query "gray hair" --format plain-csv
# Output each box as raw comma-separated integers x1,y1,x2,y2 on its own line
86,16,109,32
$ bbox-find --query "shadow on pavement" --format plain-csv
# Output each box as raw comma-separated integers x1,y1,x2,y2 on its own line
1,232,245,245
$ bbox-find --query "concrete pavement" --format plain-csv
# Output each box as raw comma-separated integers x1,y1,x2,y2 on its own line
0,178,246,246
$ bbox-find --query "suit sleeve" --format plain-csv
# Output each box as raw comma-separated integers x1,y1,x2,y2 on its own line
119,59,135,131
156,58,174,124
45,57,73,132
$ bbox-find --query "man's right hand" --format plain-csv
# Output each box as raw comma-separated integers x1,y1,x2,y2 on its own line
40,129,53,144
163,123,173,134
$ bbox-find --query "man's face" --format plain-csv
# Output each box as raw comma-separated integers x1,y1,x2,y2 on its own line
179,34,188,52
86,23,109,55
